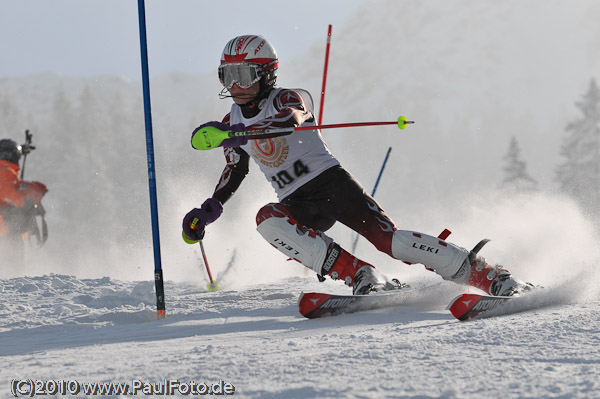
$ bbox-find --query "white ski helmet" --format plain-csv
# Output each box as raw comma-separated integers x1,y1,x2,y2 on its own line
218,35,278,91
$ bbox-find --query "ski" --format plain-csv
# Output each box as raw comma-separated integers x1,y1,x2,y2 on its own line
447,293,513,321
299,288,416,319
448,290,547,321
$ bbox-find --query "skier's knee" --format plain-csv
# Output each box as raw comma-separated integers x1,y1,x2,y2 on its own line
370,234,394,257
256,203,294,227
256,203,331,273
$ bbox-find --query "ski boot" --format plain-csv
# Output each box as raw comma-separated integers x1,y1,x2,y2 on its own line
352,265,405,295
461,239,535,296
321,243,405,295
488,270,535,296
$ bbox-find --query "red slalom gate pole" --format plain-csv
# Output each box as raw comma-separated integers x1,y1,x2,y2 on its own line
318,24,332,126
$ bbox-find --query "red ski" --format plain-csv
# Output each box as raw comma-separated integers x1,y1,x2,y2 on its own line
448,293,514,321
298,289,416,319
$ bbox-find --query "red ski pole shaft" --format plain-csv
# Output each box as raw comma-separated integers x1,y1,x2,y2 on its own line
295,121,398,130
245,118,414,140
199,240,215,284
318,24,332,126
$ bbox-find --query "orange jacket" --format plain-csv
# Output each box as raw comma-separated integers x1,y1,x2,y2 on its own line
0,160,48,236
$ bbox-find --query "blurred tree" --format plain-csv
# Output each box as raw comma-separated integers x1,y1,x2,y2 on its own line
500,136,538,192
0,96,24,134
556,78,600,219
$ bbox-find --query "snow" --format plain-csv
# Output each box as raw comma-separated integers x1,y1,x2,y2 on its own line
2,271,600,398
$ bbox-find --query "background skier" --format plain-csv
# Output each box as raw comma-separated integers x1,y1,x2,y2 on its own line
182,35,532,296
0,138,48,267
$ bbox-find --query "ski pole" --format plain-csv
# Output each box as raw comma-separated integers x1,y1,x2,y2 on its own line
199,240,219,291
350,146,392,253
19,130,35,180
318,24,332,126
192,116,415,151
182,217,219,291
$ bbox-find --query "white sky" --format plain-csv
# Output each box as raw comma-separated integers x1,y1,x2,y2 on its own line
1,0,362,79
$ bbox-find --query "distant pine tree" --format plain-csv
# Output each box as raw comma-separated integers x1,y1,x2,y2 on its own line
500,136,538,192
556,78,600,218
0,96,24,135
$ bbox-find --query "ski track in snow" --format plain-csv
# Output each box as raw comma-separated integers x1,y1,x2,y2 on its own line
1,274,599,399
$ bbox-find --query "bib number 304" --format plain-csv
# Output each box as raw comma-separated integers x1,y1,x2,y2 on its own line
271,160,310,189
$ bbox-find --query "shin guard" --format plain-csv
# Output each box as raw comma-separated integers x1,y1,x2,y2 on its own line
391,230,469,279
256,203,331,273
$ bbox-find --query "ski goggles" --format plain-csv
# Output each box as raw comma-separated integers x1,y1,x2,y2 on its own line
218,63,263,89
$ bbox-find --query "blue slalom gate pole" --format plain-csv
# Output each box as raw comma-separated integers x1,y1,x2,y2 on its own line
351,146,392,253
370,146,392,198
137,0,165,319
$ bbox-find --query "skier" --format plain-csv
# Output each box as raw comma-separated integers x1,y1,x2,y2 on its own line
0,138,48,267
182,35,532,296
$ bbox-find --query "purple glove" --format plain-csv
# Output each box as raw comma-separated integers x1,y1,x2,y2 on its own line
195,121,248,148
182,198,223,242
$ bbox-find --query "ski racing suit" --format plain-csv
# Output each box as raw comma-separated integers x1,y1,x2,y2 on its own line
208,87,520,295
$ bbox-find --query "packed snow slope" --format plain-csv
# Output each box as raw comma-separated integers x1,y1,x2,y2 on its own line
3,192,600,398
1,271,599,399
